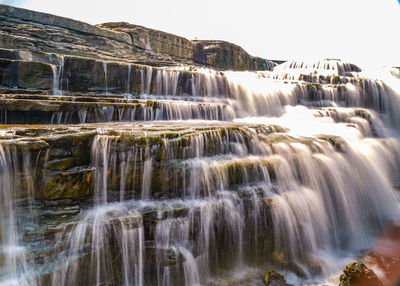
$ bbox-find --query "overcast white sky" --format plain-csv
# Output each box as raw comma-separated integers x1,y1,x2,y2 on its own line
2,0,400,67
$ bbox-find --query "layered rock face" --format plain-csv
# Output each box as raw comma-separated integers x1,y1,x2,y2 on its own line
193,40,276,71
97,22,195,61
0,4,275,70
0,4,400,286
98,22,277,70
0,5,132,61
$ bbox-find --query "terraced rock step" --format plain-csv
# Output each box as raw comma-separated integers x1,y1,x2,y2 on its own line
2,51,397,126
28,192,274,285
0,51,232,96
0,121,285,200
6,115,398,285
0,93,235,123
2,117,378,204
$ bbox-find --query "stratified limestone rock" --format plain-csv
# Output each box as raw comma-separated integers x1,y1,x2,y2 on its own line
63,56,141,93
0,4,133,61
65,57,144,94
97,22,194,60
263,270,290,286
39,166,94,200
0,128,95,200
0,4,277,70
0,122,284,200
0,48,17,59
63,56,108,92
0,121,345,202
193,40,276,71
0,93,235,124
0,121,332,201
44,158,78,171
99,22,277,71
0,50,219,95
0,59,53,89
339,262,384,286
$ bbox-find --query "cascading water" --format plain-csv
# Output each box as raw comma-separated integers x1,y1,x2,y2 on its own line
0,143,36,286
50,204,144,286
127,63,132,94
1,58,400,285
103,61,108,94
9,58,400,128
49,55,64,96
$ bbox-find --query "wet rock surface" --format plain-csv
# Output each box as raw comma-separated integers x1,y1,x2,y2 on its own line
339,262,384,286
263,270,290,286
0,121,287,200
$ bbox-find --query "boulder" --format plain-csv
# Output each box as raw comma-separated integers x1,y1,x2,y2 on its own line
263,270,290,286
339,262,384,286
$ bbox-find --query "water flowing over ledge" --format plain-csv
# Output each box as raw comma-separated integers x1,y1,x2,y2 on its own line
0,5,400,285
0,58,399,285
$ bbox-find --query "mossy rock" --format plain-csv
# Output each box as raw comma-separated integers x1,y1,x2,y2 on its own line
38,166,94,200
42,131,96,165
263,270,290,286
110,214,143,230
10,138,49,152
44,157,78,171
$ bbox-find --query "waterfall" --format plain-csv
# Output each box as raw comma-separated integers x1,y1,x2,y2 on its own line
268,137,400,276
0,144,34,286
141,148,153,199
57,55,64,95
127,63,131,94
154,217,199,285
142,66,153,95
81,105,399,283
50,55,64,96
77,109,87,123
102,62,108,94
14,60,398,127
1,57,400,285
140,69,145,94
50,204,144,286
92,135,112,204
51,65,60,96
